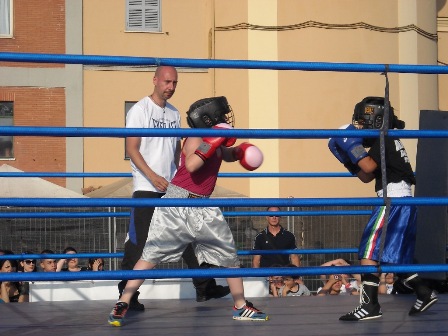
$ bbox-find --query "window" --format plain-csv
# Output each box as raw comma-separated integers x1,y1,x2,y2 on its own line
0,101,14,159
0,0,12,37
124,101,137,160
125,0,161,32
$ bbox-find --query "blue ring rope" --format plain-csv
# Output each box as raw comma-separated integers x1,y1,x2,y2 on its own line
0,126,447,139
0,197,447,207
1,52,448,74
1,265,448,282
0,210,372,219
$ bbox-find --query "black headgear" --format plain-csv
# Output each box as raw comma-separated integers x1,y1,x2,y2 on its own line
352,96,405,130
186,96,235,128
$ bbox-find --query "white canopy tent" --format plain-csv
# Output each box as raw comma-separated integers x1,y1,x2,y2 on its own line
0,164,85,198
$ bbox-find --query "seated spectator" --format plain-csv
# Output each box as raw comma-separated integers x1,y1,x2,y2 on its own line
379,273,396,294
17,251,38,302
0,258,26,303
88,257,105,271
57,247,88,272
18,252,38,273
265,263,284,297
279,274,311,297
268,275,284,297
39,249,57,272
317,274,357,296
319,258,360,294
1,250,17,272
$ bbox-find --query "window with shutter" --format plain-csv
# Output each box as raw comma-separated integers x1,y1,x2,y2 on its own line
0,0,13,37
126,0,161,32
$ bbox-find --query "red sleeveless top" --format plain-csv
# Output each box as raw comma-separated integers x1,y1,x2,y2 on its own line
171,140,222,196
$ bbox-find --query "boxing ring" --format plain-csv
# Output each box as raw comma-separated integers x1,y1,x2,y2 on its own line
1,52,448,335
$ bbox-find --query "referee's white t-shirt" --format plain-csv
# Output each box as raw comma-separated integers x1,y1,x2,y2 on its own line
126,96,181,192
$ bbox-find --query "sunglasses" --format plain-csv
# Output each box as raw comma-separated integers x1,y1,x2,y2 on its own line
268,215,281,218
24,260,36,265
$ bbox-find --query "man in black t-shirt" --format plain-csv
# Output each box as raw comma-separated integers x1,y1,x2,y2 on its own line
252,206,300,268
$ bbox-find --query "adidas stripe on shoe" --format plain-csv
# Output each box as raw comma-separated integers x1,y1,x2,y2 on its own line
339,303,382,321
232,303,269,321
409,291,438,316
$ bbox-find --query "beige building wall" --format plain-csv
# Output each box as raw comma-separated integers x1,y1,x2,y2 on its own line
83,0,441,199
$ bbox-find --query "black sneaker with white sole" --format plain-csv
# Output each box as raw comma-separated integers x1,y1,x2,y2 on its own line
409,290,438,316
339,303,382,321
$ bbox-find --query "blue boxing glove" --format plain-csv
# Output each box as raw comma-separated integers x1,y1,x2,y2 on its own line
334,124,368,164
328,138,360,176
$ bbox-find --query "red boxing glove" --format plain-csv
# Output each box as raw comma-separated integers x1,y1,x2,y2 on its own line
194,123,235,161
233,142,264,171
214,123,237,147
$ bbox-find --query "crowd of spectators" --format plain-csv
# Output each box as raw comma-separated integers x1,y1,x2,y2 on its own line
2,204,447,303
0,247,104,303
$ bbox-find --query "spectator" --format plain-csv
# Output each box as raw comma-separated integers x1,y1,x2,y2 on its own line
317,274,355,296
17,252,37,303
56,247,88,272
39,249,57,272
0,258,25,303
1,249,17,272
379,273,397,294
268,274,284,297
18,253,37,273
279,275,311,297
252,206,300,268
88,257,105,271
319,258,360,294
279,268,311,297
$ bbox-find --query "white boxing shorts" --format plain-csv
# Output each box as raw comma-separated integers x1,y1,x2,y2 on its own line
140,184,240,268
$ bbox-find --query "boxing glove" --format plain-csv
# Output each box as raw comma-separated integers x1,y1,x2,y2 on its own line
214,123,237,147
334,124,368,164
233,142,264,171
194,123,236,161
328,138,360,176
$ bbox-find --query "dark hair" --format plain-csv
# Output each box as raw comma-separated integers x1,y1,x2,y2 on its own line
0,258,12,271
63,246,78,254
18,251,38,272
88,257,104,270
40,249,55,262
1,250,18,270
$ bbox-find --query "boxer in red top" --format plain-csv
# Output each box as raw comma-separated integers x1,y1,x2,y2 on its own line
108,96,268,327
